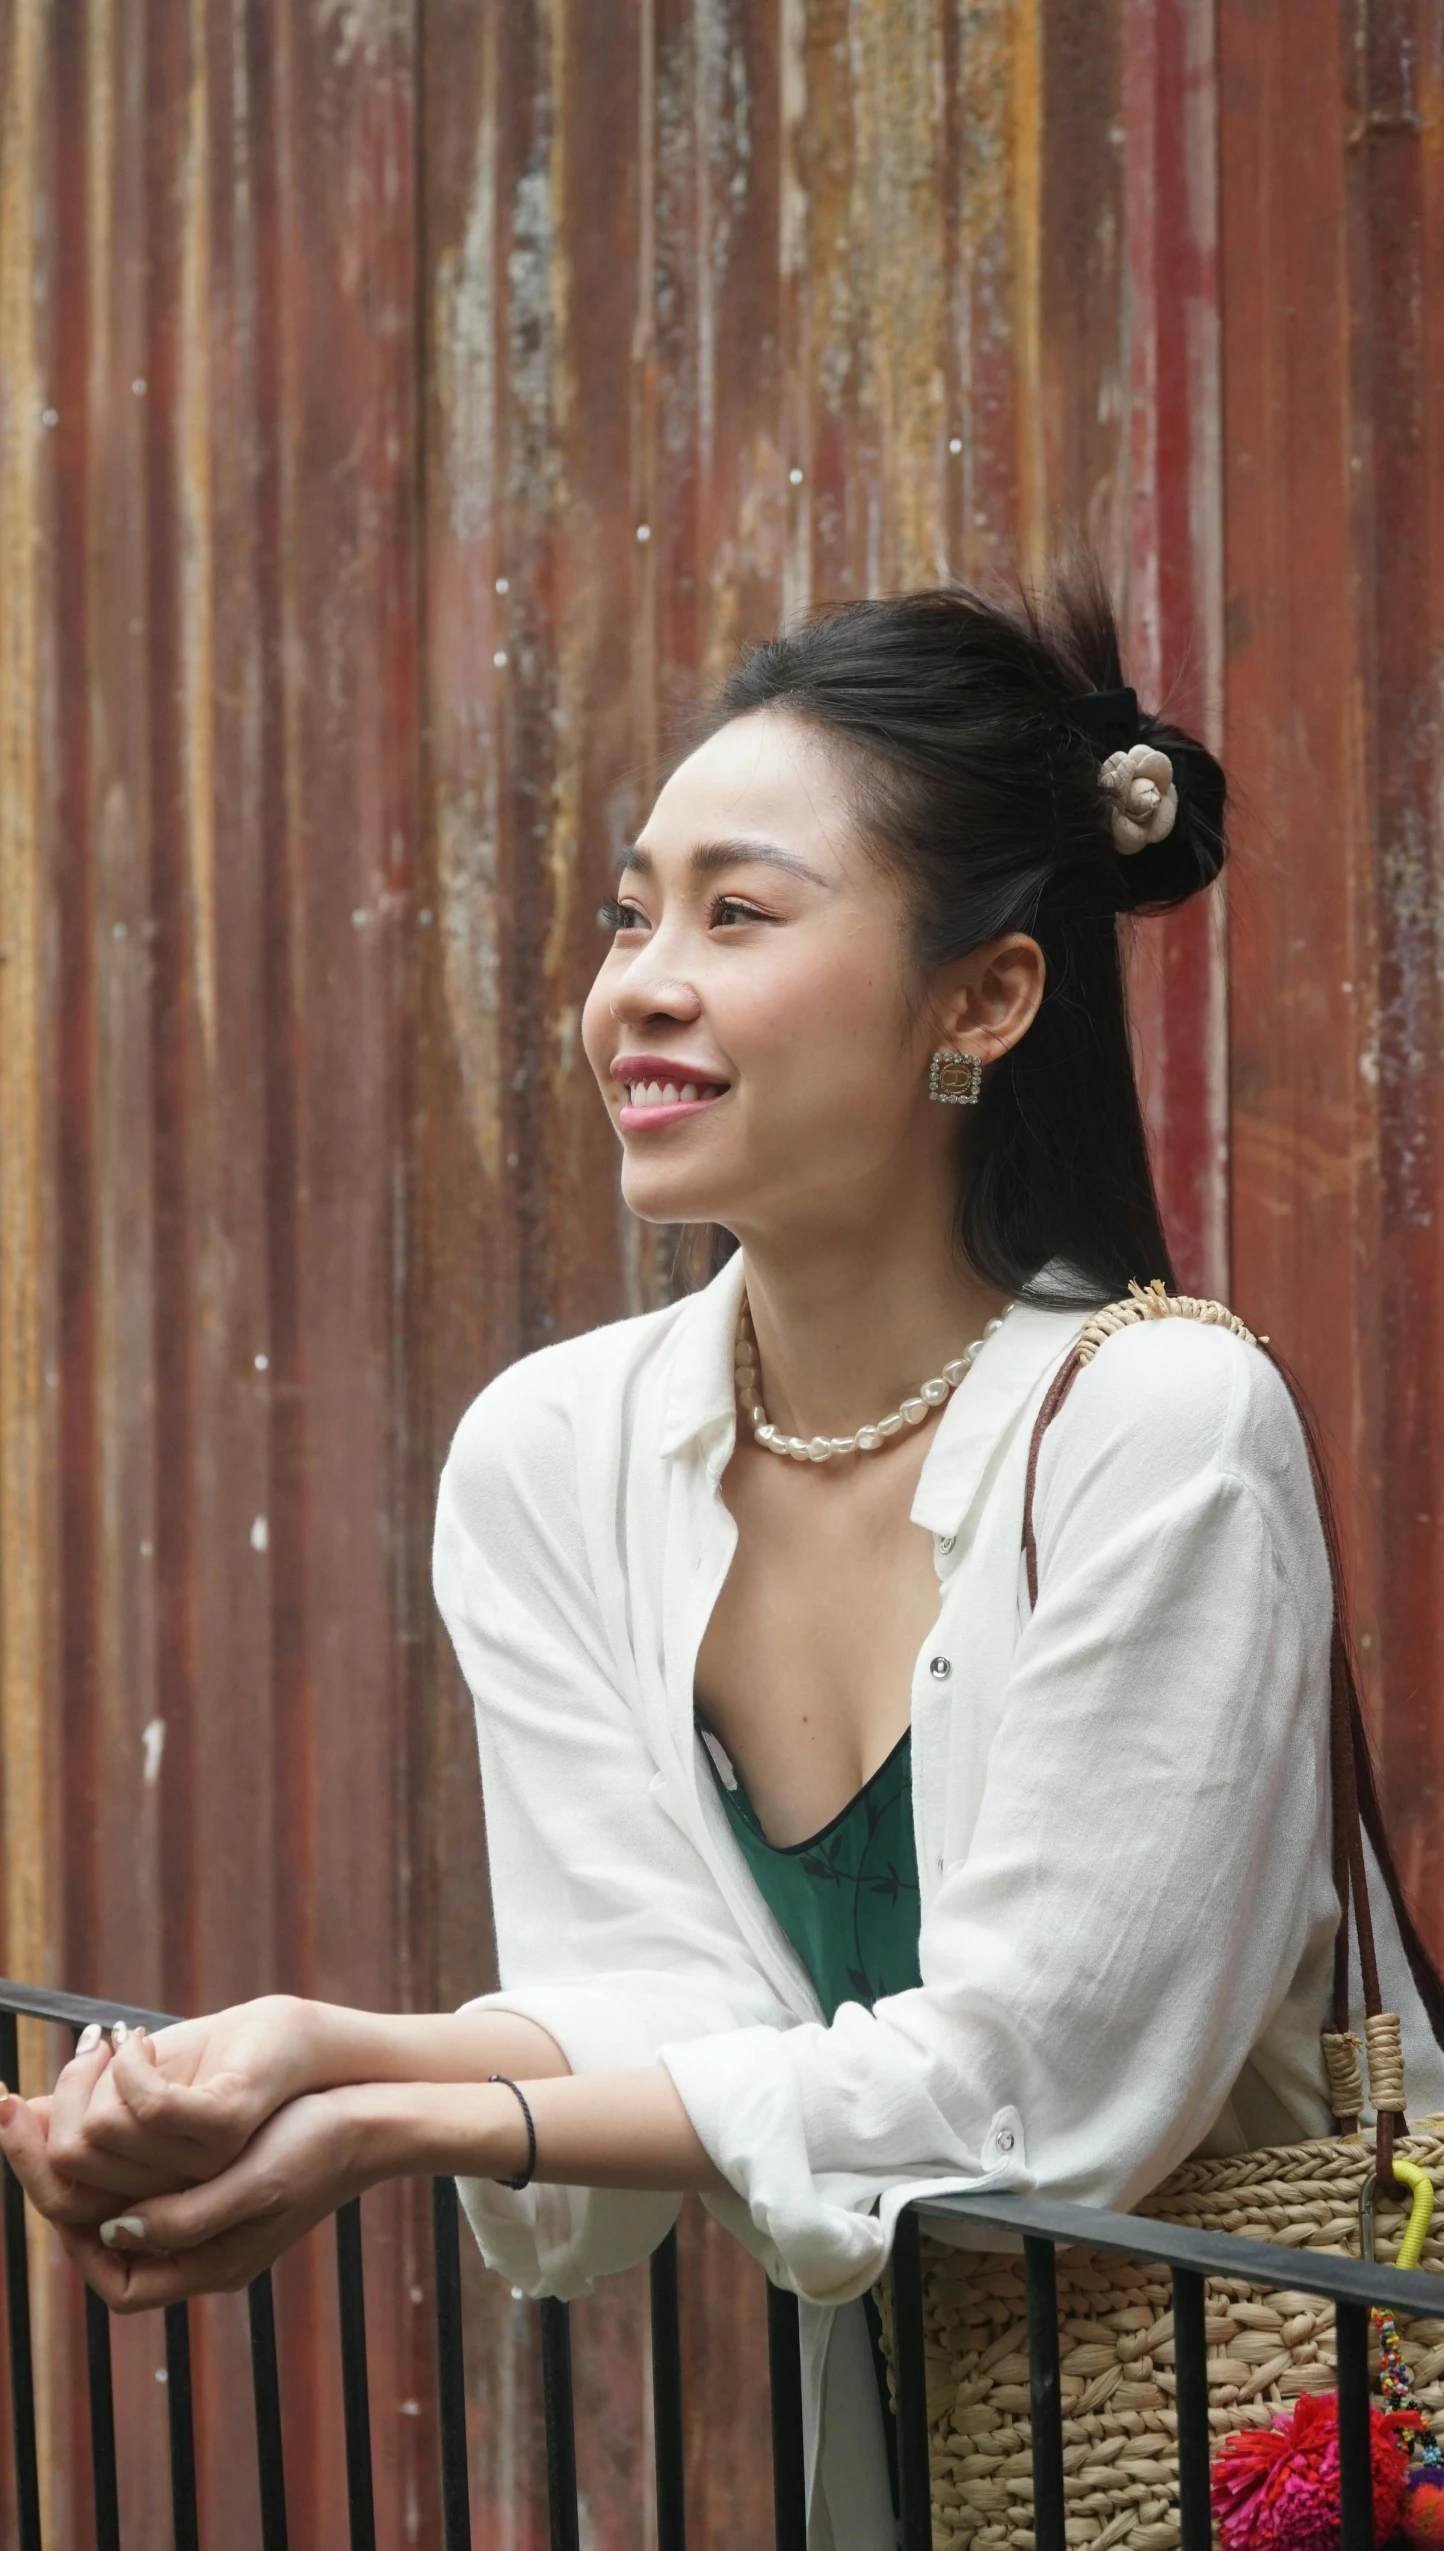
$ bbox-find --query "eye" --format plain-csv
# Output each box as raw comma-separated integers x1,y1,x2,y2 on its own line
597,895,649,934
711,893,768,928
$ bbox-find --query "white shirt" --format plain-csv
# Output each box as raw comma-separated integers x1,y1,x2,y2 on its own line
432,1251,1444,2551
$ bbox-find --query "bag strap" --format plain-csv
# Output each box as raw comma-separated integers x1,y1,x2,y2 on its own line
1020,1289,1444,2192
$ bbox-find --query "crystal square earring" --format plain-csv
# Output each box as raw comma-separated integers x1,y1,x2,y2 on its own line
928,1050,982,1105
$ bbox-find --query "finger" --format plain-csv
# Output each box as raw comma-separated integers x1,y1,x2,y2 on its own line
45,2024,114,2155
0,2093,117,2228
66,2217,291,2312
99,2157,287,2255
108,2040,253,2160
49,2036,210,2189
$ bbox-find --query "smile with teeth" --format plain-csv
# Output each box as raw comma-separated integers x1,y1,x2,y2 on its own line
625,1078,726,1108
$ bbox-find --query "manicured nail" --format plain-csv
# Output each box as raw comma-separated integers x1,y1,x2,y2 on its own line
110,2022,128,2049
76,2023,102,2056
99,2215,148,2249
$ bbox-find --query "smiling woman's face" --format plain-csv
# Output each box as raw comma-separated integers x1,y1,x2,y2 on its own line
581,708,960,1242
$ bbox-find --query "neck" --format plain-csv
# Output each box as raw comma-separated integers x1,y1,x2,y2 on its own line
733,1199,1014,1443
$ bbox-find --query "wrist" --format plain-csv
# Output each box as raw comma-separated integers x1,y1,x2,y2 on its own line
329,2079,533,2188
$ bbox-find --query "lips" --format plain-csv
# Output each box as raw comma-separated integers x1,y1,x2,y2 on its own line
610,1055,730,1132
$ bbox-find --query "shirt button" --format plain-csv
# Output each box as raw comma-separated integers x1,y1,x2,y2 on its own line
929,1655,951,1681
938,1533,956,1555
995,2128,1016,2154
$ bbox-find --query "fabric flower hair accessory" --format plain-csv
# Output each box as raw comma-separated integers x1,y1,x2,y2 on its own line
1099,742,1178,855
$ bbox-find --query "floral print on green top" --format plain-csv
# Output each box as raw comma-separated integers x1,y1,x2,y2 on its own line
698,1722,922,2022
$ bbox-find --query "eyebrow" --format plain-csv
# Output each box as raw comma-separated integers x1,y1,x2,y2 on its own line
616,837,830,889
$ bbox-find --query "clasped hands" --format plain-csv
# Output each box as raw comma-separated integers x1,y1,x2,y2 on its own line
0,1995,715,2310
0,1998,424,2313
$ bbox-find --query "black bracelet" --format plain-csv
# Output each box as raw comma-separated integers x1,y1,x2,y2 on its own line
489,2073,537,2191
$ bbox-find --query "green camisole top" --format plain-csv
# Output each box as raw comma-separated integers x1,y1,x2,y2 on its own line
697,1724,923,2020
698,1718,922,2517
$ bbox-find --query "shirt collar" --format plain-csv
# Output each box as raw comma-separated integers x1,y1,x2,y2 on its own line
661,1249,1085,1506
659,1248,748,1457
908,1290,1088,1539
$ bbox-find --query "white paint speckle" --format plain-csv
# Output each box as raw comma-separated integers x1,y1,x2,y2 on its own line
399,2399,421,2417
112,921,128,941
132,378,147,396
254,1352,268,1372
417,908,433,927
409,2284,424,2305
250,1515,269,1553
949,436,963,454
495,575,509,595
140,1540,154,1558
351,908,369,928
635,522,651,543
141,1720,166,1787
493,649,508,668
155,2366,168,2384
788,466,804,485
41,407,58,428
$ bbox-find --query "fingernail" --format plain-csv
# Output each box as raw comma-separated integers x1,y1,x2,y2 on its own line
76,2023,102,2056
110,2022,128,2049
99,2215,148,2249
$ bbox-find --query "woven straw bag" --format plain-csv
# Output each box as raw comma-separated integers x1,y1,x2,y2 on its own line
876,1287,1444,2551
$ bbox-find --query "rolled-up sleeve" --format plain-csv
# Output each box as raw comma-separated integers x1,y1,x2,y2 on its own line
433,1367,793,2299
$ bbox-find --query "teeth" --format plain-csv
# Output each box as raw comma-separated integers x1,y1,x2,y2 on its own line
624,1076,722,1108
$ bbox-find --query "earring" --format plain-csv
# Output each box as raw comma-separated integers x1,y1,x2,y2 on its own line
928,1050,982,1106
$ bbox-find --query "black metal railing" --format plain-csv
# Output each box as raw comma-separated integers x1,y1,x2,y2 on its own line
3,1977,1439,2548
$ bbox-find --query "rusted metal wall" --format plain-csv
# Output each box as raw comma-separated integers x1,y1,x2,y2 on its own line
1219,0,1444,1933
0,0,1438,2540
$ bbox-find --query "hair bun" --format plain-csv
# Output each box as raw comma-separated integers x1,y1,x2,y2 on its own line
1111,715,1224,913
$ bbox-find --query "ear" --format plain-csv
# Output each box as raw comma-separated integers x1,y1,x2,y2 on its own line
933,934,1045,1062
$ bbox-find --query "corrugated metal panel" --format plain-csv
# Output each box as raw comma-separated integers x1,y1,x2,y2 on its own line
0,1,1436,2539
1220,0,1444,1946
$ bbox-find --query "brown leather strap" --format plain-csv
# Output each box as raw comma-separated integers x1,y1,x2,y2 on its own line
1021,1331,1444,2189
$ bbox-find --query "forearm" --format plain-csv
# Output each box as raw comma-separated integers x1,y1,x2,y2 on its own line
345,2065,725,2195
298,2002,573,2095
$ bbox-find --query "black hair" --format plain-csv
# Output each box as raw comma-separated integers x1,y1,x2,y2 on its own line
704,562,1225,1305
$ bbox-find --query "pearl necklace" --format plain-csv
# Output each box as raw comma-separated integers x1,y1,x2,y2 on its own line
735,1299,1013,1462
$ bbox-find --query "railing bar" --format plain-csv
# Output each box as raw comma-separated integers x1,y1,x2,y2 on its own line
84,2287,122,2551
1024,2237,1067,2551
430,2177,472,2551
922,2189,1443,2316
765,2282,807,2551
648,2226,687,2551
248,2272,290,2551
891,2209,932,2551
0,1979,175,2034
1336,2298,1374,2551
0,2006,42,2551
164,2304,200,2551
1171,2266,1211,2551
540,2298,580,2551
334,2201,377,2551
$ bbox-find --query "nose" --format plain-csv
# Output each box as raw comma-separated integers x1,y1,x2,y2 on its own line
608,948,703,1030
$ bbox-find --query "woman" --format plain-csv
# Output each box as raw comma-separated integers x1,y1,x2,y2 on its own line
6,575,1442,2549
